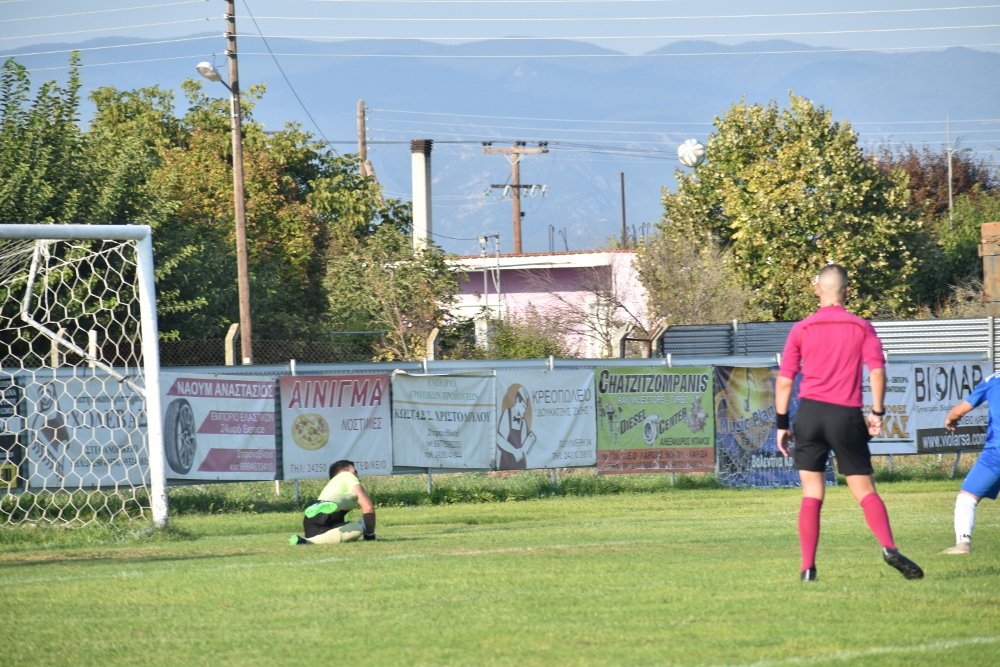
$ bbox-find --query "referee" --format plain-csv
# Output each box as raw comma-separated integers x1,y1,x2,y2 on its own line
775,264,923,582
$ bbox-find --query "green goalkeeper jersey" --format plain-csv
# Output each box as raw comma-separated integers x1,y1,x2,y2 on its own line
318,470,360,500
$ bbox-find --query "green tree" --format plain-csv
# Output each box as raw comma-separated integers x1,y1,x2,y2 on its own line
0,55,131,353
637,220,765,325
932,188,1000,308
83,86,181,225
876,144,997,222
661,93,922,321
487,314,569,359
0,55,86,224
439,312,569,360
324,222,460,361
139,80,337,339
874,144,997,310
0,60,461,354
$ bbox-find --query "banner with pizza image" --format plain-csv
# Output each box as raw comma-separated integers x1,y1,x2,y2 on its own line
279,374,392,480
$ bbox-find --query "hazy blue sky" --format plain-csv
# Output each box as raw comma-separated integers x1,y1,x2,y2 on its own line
3,1,998,254
3,0,999,57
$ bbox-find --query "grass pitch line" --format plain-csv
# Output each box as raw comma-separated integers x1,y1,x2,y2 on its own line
727,635,1000,667
380,538,655,560
1,539,654,586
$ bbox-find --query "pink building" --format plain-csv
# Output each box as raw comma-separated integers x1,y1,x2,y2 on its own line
448,249,653,358
406,140,653,358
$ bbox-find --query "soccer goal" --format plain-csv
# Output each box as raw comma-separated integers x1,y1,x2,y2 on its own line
0,225,167,528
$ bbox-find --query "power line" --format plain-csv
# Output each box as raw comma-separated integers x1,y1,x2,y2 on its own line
9,39,1000,63
853,117,1000,126
295,0,991,6
369,108,1000,130
242,6,1000,23
12,42,1000,70
239,0,334,150
370,107,714,126
365,106,1000,143
366,125,1000,141
0,1,210,23
22,54,210,72
0,36,214,59
427,230,487,242
235,24,1000,41
0,19,212,43
370,117,705,137
232,43,1000,58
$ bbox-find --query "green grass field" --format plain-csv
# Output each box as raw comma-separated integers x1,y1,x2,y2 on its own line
1,474,998,666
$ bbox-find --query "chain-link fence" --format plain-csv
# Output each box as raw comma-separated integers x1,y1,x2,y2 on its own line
159,331,387,367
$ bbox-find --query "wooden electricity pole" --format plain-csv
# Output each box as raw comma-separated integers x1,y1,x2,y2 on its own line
483,141,548,254
357,99,368,172
225,0,252,364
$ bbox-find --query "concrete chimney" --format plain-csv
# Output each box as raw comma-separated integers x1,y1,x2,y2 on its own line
410,139,433,252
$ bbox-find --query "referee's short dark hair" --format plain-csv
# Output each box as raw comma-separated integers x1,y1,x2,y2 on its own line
330,460,355,477
818,263,849,285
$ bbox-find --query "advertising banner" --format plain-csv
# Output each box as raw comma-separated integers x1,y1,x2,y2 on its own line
910,361,988,454
24,375,147,490
866,361,988,455
391,372,496,469
494,369,596,470
865,363,914,455
0,377,23,491
279,374,392,480
713,366,831,488
595,366,714,474
160,372,277,480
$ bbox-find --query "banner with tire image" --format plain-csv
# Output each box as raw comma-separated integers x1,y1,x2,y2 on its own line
160,372,277,480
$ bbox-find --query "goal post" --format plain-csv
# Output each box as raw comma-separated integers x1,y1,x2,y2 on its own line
0,224,167,528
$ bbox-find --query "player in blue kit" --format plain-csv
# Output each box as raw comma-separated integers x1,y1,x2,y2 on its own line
942,373,1000,554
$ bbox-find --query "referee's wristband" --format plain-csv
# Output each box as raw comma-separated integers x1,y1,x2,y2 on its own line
775,412,790,430
871,408,885,417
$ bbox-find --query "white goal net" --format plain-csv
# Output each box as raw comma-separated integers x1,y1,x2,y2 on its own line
0,225,166,527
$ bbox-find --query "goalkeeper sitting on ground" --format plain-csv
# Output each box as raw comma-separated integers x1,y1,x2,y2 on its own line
290,460,377,545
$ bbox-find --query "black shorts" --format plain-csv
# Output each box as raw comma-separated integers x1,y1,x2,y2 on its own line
303,504,349,538
792,398,873,476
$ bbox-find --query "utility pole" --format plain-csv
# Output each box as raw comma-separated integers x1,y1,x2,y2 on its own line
483,141,548,254
946,114,954,222
355,99,383,203
357,99,368,173
620,171,628,248
356,99,378,180
225,0,252,365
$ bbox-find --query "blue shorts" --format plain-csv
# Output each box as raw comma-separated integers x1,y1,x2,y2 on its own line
961,448,1000,500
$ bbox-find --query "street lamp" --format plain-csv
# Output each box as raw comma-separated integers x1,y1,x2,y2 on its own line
196,59,253,365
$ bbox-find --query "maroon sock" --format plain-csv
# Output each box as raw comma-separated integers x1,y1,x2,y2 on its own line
799,497,823,572
860,492,896,549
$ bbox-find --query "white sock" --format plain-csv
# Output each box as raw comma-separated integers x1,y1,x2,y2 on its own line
954,493,978,544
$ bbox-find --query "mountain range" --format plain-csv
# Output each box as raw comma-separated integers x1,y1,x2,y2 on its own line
8,36,1000,255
